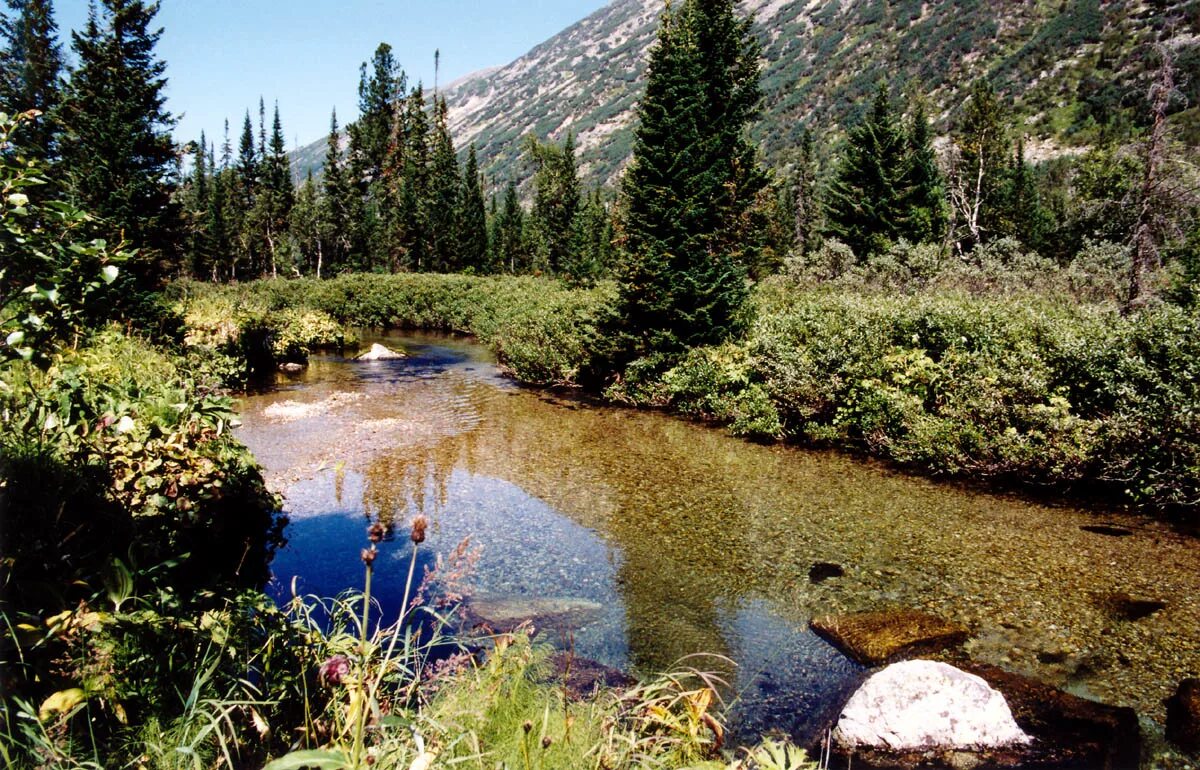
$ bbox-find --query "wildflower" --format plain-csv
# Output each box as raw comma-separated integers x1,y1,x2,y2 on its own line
318,654,350,686
542,736,553,749
523,720,533,734
367,522,386,543
409,514,428,544
361,546,377,566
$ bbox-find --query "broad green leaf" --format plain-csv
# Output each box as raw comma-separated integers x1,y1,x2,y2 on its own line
262,749,351,770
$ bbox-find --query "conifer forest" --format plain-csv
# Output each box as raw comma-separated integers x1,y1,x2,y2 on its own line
2,1,1200,769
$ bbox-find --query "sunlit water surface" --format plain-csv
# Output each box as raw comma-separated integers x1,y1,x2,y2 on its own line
235,332,1200,744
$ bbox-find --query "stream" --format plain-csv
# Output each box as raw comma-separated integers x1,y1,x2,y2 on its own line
235,331,1200,745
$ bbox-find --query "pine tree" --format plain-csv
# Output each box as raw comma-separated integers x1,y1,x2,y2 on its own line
351,43,405,272
605,0,765,370
427,96,460,272
289,170,323,277
825,83,911,256
496,181,527,273
572,188,614,284
386,84,431,271
183,131,214,278
59,0,180,285
903,97,948,246
996,136,1048,251
0,0,62,161
254,102,294,277
456,144,488,272
321,108,353,272
790,128,822,257
528,132,581,277
232,110,259,276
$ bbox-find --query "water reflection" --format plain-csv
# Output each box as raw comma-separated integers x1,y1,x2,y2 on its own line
238,332,1200,739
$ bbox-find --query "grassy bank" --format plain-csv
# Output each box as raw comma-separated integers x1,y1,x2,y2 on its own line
175,272,1200,516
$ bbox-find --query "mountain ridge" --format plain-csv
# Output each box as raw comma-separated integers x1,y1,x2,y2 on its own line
292,0,1200,190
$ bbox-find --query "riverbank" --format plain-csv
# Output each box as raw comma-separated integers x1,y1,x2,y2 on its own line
174,273,1200,519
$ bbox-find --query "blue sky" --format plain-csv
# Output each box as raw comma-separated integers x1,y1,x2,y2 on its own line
53,0,610,150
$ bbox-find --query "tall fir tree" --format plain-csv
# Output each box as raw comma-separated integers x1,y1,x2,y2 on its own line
59,0,180,285
495,180,527,273
605,0,765,370
903,97,949,246
389,84,431,271
0,0,62,161
825,83,911,257
456,143,489,272
351,43,405,271
528,132,581,277
427,96,460,272
321,108,354,272
289,170,323,277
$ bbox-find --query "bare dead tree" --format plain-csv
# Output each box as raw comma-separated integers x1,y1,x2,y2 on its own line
1125,42,1200,311
1126,45,1176,311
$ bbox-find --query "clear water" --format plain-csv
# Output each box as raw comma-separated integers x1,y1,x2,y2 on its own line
235,332,1200,742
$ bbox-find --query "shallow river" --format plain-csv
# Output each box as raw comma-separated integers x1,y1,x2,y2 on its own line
235,332,1200,744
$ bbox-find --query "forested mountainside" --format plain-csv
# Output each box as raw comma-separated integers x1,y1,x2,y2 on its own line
291,0,1198,188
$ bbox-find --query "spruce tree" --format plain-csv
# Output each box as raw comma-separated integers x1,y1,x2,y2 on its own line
528,132,581,276
321,108,353,272
825,83,910,256
290,170,323,277
0,0,62,161
605,0,764,370
496,181,526,273
457,144,488,272
59,0,179,285
903,98,948,246
427,96,459,272
383,84,431,271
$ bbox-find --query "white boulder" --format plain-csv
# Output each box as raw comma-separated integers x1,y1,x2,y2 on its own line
355,343,405,361
835,660,1032,752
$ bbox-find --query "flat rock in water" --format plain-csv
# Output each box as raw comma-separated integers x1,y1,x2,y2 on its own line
811,609,969,665
355,343,405,361
463,595,603,635
835,661,1032,752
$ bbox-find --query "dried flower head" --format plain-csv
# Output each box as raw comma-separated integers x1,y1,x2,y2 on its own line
410,515,428,544
522,720,533,734
318,654,350,686
367,522,386,543
361,546,377,566
542,736,553,749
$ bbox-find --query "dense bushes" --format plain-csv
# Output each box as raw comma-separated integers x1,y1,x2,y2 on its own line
745,283,1199,509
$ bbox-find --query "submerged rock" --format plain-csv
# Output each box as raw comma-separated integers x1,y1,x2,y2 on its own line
1166,678,1200,753
278,361,306,373
355,343,405,361
1096,591,1166,621
811,609,969,665
835,660,1032,751
545,652,635,699
464,595,603,635
809,562,845,584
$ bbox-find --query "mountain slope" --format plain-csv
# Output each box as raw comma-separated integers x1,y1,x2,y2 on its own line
294,0,1200,189
445,0,1198,188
